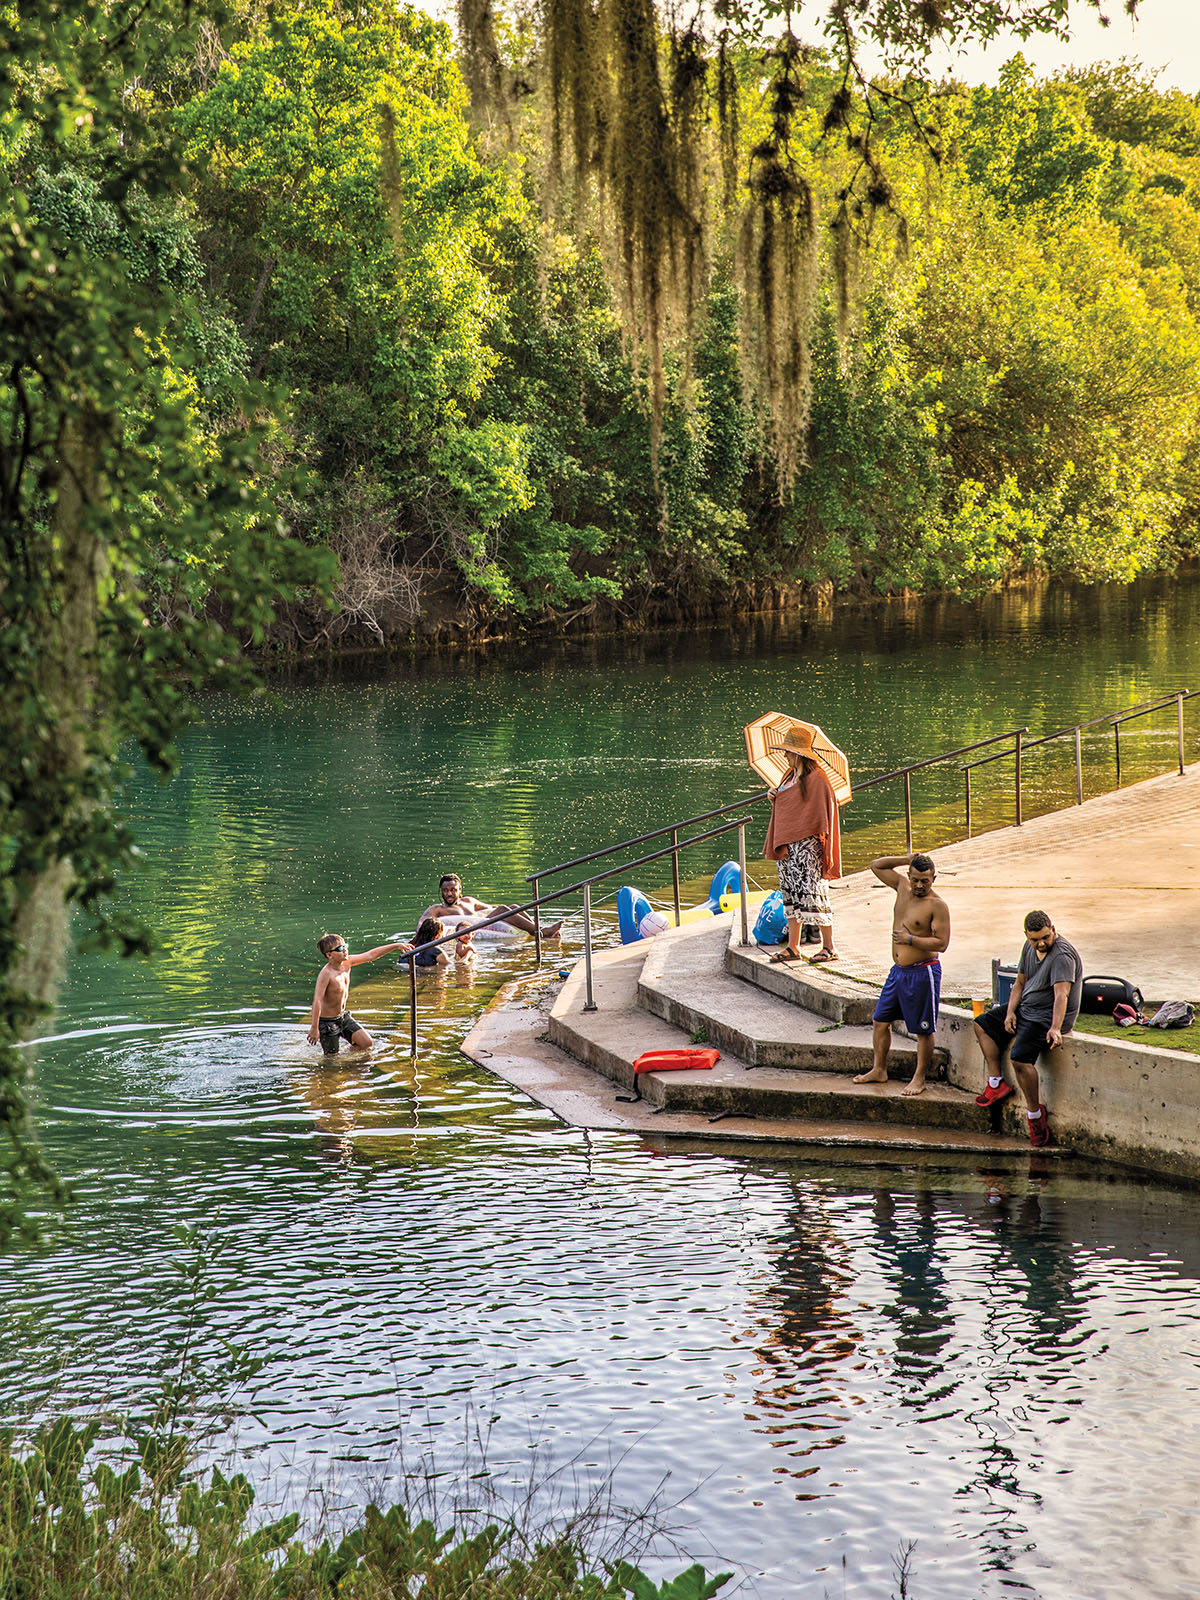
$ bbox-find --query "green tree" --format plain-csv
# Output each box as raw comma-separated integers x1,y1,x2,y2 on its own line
961,56,1122,220
780,294,945,593
1067,59,1200,158
178,0,539,619
900,193,1200,585
0,0,331,1229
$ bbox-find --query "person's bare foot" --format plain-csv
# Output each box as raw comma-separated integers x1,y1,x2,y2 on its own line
900,1076,927,1097
853,1069,889,1084
542,920,564,939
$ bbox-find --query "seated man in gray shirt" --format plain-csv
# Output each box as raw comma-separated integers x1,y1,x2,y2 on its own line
973,910,1083,1147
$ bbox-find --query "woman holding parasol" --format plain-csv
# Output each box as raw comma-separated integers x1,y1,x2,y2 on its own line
762,724,843,964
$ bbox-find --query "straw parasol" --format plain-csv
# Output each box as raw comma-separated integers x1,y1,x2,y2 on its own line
743,713,852,803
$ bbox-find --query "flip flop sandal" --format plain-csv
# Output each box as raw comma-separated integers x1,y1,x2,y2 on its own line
768,949,801,964
806,949,839,964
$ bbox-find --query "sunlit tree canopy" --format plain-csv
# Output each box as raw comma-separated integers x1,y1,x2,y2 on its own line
456,0,1140,482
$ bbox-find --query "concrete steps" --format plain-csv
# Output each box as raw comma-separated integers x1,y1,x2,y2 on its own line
547,920,1032,1151
638,924,916,1074
722,924,882,1026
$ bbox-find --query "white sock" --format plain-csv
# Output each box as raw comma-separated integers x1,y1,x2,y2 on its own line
1027,1108,1042,1121
988,1076,1001,1089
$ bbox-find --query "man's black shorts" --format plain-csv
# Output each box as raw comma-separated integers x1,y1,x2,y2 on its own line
975,1003,1060,1065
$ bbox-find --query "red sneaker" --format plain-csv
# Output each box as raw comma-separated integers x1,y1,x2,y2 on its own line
976,1081,1015,1108
1027,1105,1051,1147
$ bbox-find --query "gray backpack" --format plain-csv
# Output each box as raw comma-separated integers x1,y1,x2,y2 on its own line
1145,1001,1196,1030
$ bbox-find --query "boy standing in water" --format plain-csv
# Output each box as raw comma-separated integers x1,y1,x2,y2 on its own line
308,932,411,1056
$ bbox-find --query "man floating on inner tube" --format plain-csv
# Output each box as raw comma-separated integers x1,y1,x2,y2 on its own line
412,873,563,942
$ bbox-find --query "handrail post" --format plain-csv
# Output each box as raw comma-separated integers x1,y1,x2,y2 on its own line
1014,729,1023,826
964,767,972,837
1114,720,1121,788
409,951,418,1057
903,770,913,853
1075,728,1083,805
1178,692,1186,776
531,874,542,970
737,823,749,946
581,883,597,1012
670,827,681,927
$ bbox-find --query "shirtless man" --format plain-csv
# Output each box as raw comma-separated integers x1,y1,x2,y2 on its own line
418,873,563,941
854,853,951,1097
308,932,411,1056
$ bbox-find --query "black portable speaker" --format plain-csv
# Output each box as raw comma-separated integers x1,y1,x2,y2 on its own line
1079,975,1144,1015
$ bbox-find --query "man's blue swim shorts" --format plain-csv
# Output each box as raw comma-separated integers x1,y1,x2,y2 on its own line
873,960,941,1036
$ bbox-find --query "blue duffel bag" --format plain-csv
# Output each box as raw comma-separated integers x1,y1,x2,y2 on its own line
753,889,788,946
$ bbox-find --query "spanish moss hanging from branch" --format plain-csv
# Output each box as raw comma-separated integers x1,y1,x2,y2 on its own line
455,0,1133,487
530,0,705,458
737,29,818,492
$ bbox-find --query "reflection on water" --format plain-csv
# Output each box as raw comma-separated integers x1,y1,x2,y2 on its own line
6,575,1200,1599
7,1118,1200,1599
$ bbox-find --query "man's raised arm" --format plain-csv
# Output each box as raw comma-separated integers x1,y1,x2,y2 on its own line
870,853,915,887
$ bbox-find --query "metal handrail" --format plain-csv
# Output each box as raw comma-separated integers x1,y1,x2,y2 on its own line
963,692,1190,771
527,795,770,883
960,690,1195,826
853,729,1027,790
852,726,1028,850
402,813,753,1048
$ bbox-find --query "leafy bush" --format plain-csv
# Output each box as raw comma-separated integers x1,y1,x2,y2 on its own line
0,1416,731,1600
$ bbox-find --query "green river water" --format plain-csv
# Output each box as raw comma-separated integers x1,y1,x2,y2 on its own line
7,575,1200,1599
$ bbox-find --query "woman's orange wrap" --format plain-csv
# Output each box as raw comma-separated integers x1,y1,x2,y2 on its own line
763,767,842,878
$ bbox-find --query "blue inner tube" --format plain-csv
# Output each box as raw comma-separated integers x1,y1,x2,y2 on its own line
705,860,740,910
617,886,653,944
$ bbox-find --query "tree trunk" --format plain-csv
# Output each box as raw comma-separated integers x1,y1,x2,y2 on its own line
9,415,106,1019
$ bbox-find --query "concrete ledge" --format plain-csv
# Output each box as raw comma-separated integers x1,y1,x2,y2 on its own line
934,1003,1200,1183
629,1060,1008,1131
725,925,879,1025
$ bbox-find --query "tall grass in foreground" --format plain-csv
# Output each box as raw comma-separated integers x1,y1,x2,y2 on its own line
0,1412,730,1599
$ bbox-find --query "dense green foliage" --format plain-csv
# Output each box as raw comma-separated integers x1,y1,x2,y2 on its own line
159,12,1200,629
8,4,1184,645
0,0,332,1226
